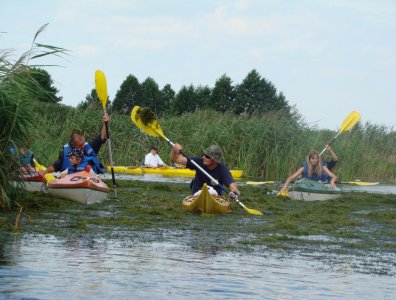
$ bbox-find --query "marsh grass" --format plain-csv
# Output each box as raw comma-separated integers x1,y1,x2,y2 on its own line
30,105,396,182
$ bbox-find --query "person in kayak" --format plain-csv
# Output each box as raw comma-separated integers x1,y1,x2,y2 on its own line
322,144,338,171
144,146,168,168
278,150,337,195
170,144,240,197
40,114,109,176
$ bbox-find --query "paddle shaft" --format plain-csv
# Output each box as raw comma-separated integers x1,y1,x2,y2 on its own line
104,109,117,197
319,132,341,156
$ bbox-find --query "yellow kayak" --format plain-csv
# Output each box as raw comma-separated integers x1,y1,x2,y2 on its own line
107,166,243,178
182,183,231,214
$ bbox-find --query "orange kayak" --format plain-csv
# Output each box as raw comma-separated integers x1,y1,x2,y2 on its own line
48,171,109,204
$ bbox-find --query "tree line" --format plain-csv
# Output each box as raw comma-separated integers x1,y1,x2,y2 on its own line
77,69,291,116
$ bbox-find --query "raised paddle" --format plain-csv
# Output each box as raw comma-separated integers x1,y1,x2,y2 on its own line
319,111,361,156
130,106,264,216
95,70,117,197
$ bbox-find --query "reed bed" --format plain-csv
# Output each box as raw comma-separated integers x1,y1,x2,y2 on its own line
30,104,396,182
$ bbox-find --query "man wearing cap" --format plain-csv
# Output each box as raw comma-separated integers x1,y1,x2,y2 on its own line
170,144,240,197
40,114,109,176
144,146,168,168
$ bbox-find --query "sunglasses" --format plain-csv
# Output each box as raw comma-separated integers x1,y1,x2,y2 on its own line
203,154,212,160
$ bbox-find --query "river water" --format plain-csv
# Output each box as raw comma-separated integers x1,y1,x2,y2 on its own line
0,232,394,299
1,175,395,299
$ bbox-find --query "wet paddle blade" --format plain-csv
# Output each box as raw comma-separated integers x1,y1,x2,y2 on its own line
244,207,264,216
246,181,276,185
130,106,166,139
345,181,380,186
339,111,361,134
95,70,108,109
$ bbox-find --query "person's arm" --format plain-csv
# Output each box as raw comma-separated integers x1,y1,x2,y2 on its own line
279,167,304,194
39,150,63,175
170,143,188,166
323,166,337,190
101,114,109,142
325,144,338,162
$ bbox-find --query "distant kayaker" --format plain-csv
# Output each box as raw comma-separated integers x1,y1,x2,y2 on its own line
170,144,240,197
279,150,337,195
40,114,110,176
144,146,168,168
322,144,338,171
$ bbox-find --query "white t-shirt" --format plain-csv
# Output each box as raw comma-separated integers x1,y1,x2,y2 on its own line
144,153,165,167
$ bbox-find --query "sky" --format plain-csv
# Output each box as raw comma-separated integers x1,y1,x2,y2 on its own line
1,0,395,130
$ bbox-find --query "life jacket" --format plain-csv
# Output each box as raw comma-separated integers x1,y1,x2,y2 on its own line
62,143,104,174
302,161,328,182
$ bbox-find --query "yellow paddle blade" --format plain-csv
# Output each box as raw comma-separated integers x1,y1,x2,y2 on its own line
33,159,46,171
339,111,361,134
44,173,56,186
246,181,276,185
244,207,264,216
347,181,380,186
130,106,166,139
95,70,108,109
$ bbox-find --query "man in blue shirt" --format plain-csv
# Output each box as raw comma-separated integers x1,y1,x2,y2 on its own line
170,144,240,197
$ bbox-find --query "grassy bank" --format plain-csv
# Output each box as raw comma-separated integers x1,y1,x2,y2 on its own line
30,103,396,182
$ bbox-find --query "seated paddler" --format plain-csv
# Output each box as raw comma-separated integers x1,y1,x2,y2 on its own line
170,143,240,198
40,114,109,176
278,150,337,195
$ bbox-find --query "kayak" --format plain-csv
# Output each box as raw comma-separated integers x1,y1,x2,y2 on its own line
48,171,109,205
182,183,231,214
288,178,342,201
13,170,44,192
108,166,243,178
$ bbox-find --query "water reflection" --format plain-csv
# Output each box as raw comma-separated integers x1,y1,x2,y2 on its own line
0,234,394,299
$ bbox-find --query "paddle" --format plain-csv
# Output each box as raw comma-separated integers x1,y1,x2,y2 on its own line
130,106,263,216
247,180,379,186
95,70,117,197
319,111,361,156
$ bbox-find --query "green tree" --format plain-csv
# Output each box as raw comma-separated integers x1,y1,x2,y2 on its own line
160,84,175,114
172,85,196,115
211,74,235,112
140,77,161,114
28,68,62,103
112,75,141,114
234,69,290,114
77,89,102,110
194,85,212,110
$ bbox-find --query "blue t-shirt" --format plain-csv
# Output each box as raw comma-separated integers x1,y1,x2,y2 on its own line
187,157,234,195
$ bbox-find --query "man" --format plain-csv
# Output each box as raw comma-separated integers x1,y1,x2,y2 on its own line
144,146,168,168
170,144,240,197
41,114,109,176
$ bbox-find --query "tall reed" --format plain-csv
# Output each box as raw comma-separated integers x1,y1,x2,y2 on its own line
31,104,396,182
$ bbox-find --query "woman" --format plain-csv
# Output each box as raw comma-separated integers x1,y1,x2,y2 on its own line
278,150,337,195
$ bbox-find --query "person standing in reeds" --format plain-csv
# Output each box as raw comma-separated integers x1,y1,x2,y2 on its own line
170,144,240,197
40,114,110,176
278,150,338,195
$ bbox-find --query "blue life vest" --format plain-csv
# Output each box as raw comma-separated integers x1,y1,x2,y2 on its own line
61,143,104,174
19,150,33,166
302,161,328,182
